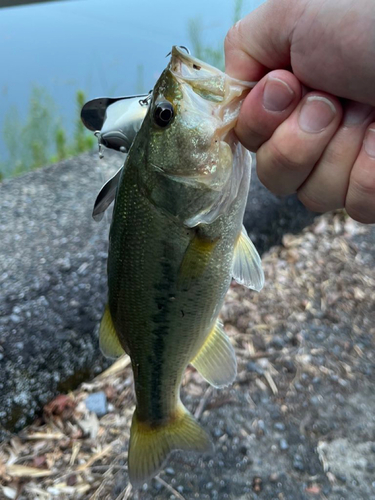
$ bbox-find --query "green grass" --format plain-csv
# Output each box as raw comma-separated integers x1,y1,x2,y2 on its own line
0,87,95,180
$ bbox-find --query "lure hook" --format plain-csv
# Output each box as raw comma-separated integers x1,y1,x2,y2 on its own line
139,90,153,107
165,45,190,57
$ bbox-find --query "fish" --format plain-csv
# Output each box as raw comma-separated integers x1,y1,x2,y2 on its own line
98,46,264,486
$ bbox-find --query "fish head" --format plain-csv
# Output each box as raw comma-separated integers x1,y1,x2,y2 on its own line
137,46,253,225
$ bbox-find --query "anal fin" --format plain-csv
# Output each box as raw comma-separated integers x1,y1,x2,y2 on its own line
99,304,125,358
190,320,237,388
232,225,264,292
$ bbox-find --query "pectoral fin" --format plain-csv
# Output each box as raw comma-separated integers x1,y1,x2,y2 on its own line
190,320,237,388
178,233,219,291
99,304,125,358
232,226,264,292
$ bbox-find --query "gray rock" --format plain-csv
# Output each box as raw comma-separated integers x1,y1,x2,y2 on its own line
279,439,289,451
0,150,124,440
85,391,108,417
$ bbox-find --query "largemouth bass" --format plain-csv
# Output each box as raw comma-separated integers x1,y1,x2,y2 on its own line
99,46,264,486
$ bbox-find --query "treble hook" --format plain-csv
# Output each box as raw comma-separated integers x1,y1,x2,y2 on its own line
94,131,104,159
165,45,191,57
139,89,153,107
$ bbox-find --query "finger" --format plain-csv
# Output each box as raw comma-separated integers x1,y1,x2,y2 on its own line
225,0,375,106
345,123,375,224
235,70,302,152
297,102,374,212
224,1,301,80
256,92,343,196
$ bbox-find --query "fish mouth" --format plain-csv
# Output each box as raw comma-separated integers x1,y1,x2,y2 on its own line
169,46,223,78
168,46,256,102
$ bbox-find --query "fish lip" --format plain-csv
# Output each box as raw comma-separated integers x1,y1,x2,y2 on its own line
169,45,258,89
170,46,222,75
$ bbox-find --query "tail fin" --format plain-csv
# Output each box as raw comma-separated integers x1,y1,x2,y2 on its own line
128,404,213,487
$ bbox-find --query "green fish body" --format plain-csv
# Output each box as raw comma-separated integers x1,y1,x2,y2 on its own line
99,47,264,486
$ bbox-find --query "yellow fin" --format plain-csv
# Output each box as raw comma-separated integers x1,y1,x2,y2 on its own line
178,233,218,290
232,225,264,292
128,403,212,487
191,320,237,388
99,304,125,358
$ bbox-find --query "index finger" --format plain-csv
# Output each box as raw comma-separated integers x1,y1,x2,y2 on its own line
224,0,301,80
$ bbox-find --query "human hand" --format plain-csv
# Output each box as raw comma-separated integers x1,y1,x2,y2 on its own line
225,0,375,223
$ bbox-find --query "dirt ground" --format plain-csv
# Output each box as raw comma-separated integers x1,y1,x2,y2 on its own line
1,211,374,500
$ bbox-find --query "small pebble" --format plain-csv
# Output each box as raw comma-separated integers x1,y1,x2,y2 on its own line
274,422,285,432
279,439,289,451
10,314,21,324
246,361,264,375
165,467,175,476
85,391,107,417
293,454,305,472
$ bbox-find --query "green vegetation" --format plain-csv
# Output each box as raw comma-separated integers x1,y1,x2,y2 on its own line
0,87,95,180
188,0,244,70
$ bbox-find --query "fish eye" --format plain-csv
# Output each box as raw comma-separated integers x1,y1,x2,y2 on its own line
154,101,174,128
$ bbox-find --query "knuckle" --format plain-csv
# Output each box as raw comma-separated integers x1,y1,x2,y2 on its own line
224,23,240,52
266,140,304,174
351,172,375,197
345,203,375,224
346,176,375,224
297,189,327,213
237,122,267,153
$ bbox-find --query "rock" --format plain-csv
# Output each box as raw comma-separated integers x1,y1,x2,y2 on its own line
293,454,305,472
274,422,286,432
0,150,124,440
279,439,289,451
85,391,108,417
246,361,264,375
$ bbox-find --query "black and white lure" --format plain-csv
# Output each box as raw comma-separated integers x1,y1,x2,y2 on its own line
81,93,151,221
81,47,192,221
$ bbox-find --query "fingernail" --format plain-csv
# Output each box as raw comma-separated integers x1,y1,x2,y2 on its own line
299,96,336,133
364,128,375,158
263,77,295,112
344,102,373,126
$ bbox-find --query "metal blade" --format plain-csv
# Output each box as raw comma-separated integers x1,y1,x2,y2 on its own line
92,166,123,221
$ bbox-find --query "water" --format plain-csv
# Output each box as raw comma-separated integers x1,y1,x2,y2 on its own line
0,0,265,165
